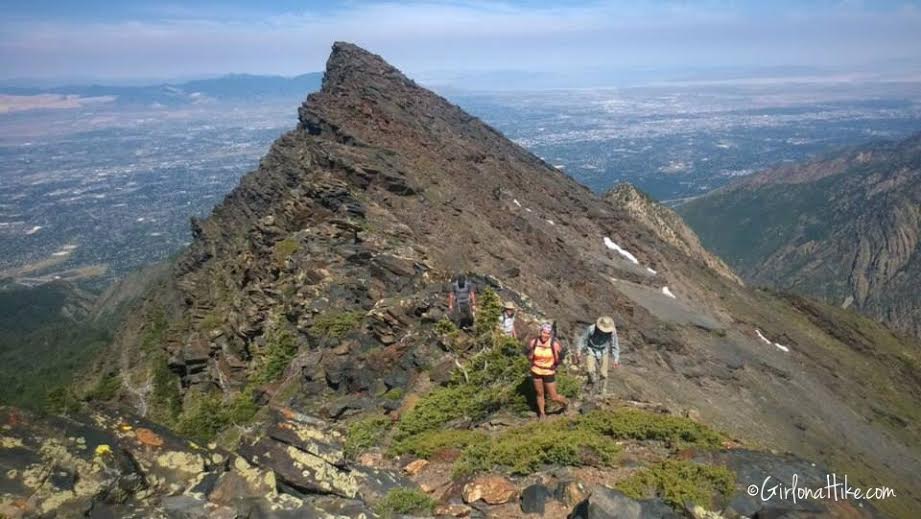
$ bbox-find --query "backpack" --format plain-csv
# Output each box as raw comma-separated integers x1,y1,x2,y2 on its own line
552,321,568,364
452,280,473,309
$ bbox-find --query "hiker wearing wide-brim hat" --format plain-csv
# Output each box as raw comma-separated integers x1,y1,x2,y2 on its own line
575,316,620,395
498,301,518,339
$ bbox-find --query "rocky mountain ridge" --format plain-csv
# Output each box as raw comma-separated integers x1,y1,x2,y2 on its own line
3,43,919,518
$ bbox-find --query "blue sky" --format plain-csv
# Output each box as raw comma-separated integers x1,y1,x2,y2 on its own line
2,1,920,85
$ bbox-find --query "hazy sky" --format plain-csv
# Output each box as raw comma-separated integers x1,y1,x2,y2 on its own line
2,1,921,84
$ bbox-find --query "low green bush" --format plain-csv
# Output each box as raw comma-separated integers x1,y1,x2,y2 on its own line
175,387,260,443
382,387,404,401
345,414,391,459
434,317,459,336
455,418,621,476
374,488,436,518
253,323,299,384
175,392,228,443
617,460,735,508
311,311,364,339
578,408,724,448
87,373,121,402
149,354,181,425
391,428,486,458
273,238,299,266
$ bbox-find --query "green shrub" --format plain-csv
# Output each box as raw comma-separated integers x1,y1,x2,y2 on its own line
140,306,168,353
226,386,259,425
273,238,299,266
391,428,487,458
345,415,391,459
149,355,181,424
382,387,405,401
577,409,724,448
434,317,459,336
455,418,621,476
87,373,121,402
395,384,490,439
176,392,228,443
374,488,436,518
46,386,82,415
556,371,583,399
311,311,364,339
254,323,299,384
474,287,503,340
175,387,259,444
617,460,735,508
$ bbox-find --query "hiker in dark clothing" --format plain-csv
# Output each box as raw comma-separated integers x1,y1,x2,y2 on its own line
448,274,477,330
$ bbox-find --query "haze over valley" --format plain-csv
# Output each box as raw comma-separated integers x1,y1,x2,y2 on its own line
3,75,920,285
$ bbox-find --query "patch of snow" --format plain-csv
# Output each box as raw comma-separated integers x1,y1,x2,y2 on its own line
756,329,790,353
546,219,555,226
25,225,43,235
662,286,676,299
603,237,639,264
554,164,565,169
513,199,522,207
149,232,163,237
52,250,71,257
136,217,145,222
526,208,533,213
646,267,657,275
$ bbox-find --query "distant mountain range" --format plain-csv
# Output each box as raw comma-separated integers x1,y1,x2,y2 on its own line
0,72,323,106
678,132,921,340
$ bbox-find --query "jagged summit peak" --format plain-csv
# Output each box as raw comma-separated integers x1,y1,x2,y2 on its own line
319,41,416,96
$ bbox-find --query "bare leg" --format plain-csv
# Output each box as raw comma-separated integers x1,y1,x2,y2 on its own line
545,382,569,412
532,376,546,418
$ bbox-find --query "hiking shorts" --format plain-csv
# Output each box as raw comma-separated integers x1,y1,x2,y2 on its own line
531,373,556,384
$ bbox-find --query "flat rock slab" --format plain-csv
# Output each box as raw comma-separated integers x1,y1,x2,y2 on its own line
611,279,722,331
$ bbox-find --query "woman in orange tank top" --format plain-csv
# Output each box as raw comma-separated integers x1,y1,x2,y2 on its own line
527,323,569,419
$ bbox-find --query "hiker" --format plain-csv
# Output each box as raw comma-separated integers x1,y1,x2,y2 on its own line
447,274,477,330
527,322,568,419
498,301,518,338
576,316,620,395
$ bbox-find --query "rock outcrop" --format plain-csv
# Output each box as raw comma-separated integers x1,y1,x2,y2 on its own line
605,183,742,285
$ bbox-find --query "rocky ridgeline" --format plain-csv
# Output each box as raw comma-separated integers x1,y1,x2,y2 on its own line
6,42,918,518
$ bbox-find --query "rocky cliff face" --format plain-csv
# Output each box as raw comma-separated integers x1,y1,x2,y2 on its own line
678,134,921,340
15,43,919,518
604,183,742,285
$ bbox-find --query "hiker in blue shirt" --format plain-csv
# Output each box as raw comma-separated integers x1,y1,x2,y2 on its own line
575,316,620,396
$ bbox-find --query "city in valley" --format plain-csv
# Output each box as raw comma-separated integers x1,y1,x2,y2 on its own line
2,77,920,288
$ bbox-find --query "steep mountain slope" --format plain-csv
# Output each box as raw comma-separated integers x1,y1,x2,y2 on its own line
604,183,742,285
37,43,920,517
677,134,921,340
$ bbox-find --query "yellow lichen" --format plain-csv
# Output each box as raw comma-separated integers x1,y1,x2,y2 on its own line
0,436,24,449
154,451,206,475
94,444,112,457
